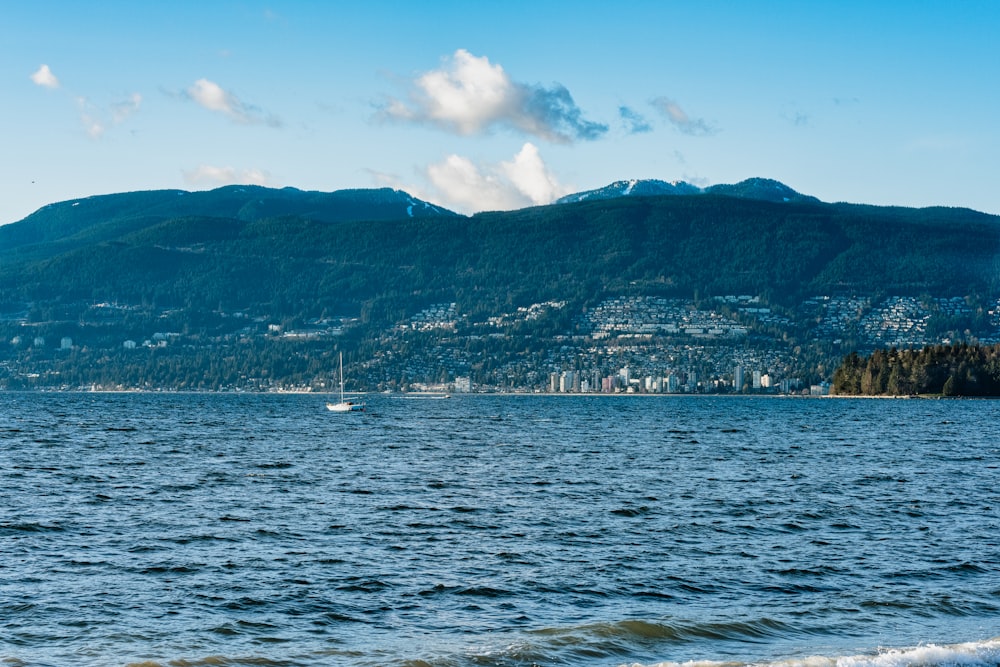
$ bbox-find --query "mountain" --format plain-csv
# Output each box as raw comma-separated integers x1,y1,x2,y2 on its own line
555,179,703,203
2,184,995,320
3,182,997,309
703,178,821,204
0,185,457,261
1,181,999,391
556,177,821,205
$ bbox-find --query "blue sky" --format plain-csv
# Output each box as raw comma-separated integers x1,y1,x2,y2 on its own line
3,1,999,223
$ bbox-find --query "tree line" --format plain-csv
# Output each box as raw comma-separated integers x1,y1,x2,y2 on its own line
831,343,1000,396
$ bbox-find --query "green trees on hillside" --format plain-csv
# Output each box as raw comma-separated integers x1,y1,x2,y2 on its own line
831,344,1000,396
3,194,998,331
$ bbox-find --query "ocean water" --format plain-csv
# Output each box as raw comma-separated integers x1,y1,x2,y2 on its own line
1,392,998,667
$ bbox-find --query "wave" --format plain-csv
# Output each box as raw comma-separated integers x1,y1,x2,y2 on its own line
72,637,1000,667
368,632,1000,667
0,521,65,533
455,621,1000,667
629,638,1000,667
532,617,803,646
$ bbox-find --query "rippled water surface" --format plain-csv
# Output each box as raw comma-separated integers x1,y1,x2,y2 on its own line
1,393,999,667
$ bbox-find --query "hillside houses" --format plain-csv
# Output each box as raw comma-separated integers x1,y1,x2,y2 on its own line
859,296,931,347
486,300,566,328
808,295,987,349
582,296,748,339
806,295,870,341
5,289,1000,392
375,292,1000,394
974,297,1000,345
405,303,460,332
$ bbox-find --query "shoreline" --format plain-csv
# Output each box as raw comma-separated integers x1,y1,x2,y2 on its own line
3,388,993,399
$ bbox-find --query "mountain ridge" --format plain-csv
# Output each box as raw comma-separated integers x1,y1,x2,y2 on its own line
1,182,999,392
7,177,990,243
556,177,822,205
0,185,458,261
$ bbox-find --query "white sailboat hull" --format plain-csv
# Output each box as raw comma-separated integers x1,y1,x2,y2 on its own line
327,401,364,412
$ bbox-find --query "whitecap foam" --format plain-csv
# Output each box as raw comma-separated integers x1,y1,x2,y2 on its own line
835,640,1000,667
628,638,1000,667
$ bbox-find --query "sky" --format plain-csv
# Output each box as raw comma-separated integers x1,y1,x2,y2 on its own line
3,1,1000,224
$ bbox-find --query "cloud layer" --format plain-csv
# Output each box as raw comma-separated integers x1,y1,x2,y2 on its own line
28,53,719,213
382,49,607,143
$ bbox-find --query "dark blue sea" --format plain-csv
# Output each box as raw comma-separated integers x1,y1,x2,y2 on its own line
2,393,998,667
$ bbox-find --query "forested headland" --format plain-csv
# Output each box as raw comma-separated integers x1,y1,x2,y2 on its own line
831,344,1000,396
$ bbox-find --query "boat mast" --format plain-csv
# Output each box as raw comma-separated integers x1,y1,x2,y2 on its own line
339,352,345,402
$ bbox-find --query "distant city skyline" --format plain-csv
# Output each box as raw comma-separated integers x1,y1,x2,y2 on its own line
4,1,999,224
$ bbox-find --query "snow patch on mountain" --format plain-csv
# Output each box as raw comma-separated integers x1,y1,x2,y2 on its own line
555,177,820,206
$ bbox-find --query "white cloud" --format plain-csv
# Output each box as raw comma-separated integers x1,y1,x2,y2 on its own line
73,97,106,139
426,154,520,212
499,143,568,206
185,78,281,127
30,64,60,89
415,49,516,134
81,118,105,139
381,49,607,143
29,62,140,139
619,105,652,134
183,165,271,187
421,142,570,214
111,92,142,124
651,96,717,136
187,79,235,115
75,93,142,139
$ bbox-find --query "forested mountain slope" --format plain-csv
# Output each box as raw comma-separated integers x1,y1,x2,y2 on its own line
2,189,997,325
2,183,999,392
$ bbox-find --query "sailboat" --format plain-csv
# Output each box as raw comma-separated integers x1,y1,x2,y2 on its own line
327,352,365,412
